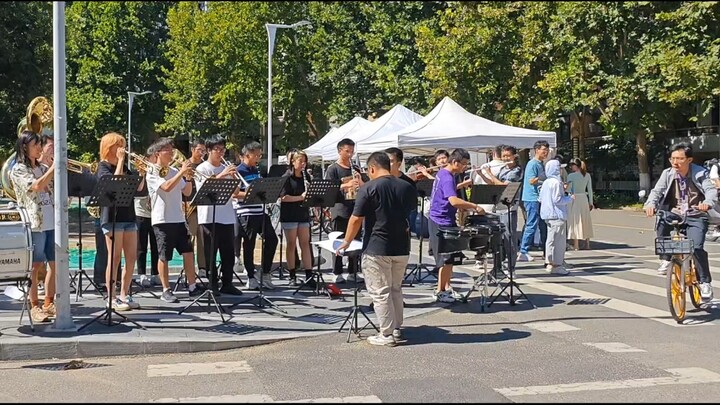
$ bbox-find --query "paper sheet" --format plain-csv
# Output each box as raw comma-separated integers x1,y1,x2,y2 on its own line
312,231,363,255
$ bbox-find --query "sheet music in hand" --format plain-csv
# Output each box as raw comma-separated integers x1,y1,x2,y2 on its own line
312,231,363,254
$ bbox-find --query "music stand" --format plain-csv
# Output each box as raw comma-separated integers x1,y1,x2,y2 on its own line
178,177,241,323
488,182,535,308
404,179,435,285
67,169,104,301
79,175,144,331
338,250,378,342
293,179,339,298
231,177,288,313
470,184,507,208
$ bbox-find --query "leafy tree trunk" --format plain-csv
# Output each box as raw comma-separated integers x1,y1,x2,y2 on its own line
636,129,651,192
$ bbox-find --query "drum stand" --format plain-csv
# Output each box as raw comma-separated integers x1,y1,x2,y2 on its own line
338,254,378,342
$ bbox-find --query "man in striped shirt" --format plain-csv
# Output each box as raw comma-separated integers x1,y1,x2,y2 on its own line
234,141,278,290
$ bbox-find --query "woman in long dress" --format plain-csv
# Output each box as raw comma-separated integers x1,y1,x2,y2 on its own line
567,158,594,250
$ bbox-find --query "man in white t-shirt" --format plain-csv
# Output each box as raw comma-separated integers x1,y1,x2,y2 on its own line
146,138,205,303
195,135,245,296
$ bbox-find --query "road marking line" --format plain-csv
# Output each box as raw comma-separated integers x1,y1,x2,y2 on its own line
150,395,382,403
519,276,710,327
594,223,654,231
494,367,720,397
147,361,252,377
523,321,579,332
583,342,646,353
571,272,667,298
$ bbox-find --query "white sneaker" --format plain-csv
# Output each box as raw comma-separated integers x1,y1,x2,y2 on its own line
545,264,554,273
445,288,463,300
550,265,569,275
246,278,260,290
122,296,141,310
366,333,396,347
233,257,244,274
657,260,672,275
346,273,363,283
700,282,714,302
334,274,346,284
517,252,534,262
261,276,275,290
433,290,455,303
139,275,152,288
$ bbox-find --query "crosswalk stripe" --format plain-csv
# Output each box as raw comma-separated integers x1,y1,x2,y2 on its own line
519,276,712,327
150,395,382,403
494,367,720,397
147,361,252,377
582,342,646,353
571,271,667,298
523,321,579,332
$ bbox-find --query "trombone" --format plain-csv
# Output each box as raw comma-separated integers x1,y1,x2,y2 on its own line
68,159,98,174
221,157,250,188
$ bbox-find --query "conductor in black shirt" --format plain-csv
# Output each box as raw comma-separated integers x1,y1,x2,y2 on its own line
325,138,366,284
336,152,417,347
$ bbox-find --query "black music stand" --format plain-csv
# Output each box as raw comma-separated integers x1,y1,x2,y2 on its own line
232,177,288,313
470,184,507,209
67,169,104,301
338,250,378,342
404,179,435,286
488,182,535,308
178,177,240,323
293,179,339,298
79,175,144,331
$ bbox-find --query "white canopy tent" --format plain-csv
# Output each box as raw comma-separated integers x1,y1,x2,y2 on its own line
322,104,423,160
304,116,369,161
359,96,556,156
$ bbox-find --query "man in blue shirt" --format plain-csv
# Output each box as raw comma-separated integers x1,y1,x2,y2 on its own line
518,140,550,262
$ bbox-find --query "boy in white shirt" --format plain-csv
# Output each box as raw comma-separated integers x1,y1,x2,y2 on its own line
145,138,205,303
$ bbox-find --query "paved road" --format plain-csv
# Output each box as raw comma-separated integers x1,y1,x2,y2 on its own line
4,209,720,403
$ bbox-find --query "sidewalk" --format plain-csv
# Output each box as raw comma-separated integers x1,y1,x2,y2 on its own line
0,243,453,361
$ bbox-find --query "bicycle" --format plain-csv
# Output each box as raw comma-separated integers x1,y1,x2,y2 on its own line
655,210,703,324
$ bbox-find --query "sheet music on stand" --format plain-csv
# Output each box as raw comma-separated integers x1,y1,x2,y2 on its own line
191,177,240,208
494,182,521,212
470,184,507,206
302,179,340,209
87,175,142,212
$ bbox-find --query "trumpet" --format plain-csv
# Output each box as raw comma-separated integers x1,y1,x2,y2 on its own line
68,159,98,174
221,157,250,189
128,152,163,176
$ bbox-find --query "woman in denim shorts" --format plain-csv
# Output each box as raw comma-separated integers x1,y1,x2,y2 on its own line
96,133,144,311
279,151,313,286
10,131,57,323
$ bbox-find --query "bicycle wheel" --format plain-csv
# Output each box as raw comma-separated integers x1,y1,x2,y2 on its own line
688,257,702,309
667,260,686,323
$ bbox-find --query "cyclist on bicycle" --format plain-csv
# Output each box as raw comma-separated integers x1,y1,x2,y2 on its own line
644,142,718,301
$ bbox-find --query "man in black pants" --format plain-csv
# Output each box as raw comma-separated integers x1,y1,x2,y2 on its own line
195,135,245,295
325,138,366,284
135,146,160,287
235,141,278,291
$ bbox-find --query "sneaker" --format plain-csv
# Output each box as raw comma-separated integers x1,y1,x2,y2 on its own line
197,268,207,278
366,333,396,347
445,288,464,300
550,265,569,275
160,289,179,303
334,274,346,284
392,329,405,341
260,276,275,290
139,275,152,288
189,284,207,297
245,278,260,291
501,266,516,278
517,252,534,262
30,306,49,323
123,296,141,309
700,282,714,302
219,284,243,296
433,290,456,303
233,257,244,274
288,277,298,287
346,273,363,283
112,298,131,311
42,302,56,318
657,260,671,276
545,264,554,273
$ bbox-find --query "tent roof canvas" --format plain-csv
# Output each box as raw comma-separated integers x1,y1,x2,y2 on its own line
304,116,369,160
360,96,556,156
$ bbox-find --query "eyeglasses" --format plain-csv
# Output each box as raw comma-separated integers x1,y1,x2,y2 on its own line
211,147,226,153
159,148,174,153
669,157,687,162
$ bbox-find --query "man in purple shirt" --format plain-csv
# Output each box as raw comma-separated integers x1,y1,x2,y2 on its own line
428,148,485,303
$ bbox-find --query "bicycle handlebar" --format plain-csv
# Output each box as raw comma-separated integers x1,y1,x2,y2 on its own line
656,210,688,227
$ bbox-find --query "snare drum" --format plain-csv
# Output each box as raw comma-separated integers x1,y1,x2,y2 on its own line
0,206,32,282
437,227,470,254
465,214,505,234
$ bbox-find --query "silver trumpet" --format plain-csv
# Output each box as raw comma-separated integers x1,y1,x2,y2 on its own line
221,157,250,189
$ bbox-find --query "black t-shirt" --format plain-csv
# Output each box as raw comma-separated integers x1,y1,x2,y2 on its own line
325,162,355,219
399,172,417,191
352,175,417,256
97,161,139,225
280,171,310,223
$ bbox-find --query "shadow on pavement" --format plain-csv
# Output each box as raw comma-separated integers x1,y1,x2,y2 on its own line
400,325,531,346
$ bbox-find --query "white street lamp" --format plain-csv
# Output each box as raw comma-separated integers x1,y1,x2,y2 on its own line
266,20,311,169
127,90,152,155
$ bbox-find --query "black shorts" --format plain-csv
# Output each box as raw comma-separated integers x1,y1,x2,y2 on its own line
153,222,193,262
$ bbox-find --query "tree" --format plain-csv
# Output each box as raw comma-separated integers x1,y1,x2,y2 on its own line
65,1,173,157
0,2,52,154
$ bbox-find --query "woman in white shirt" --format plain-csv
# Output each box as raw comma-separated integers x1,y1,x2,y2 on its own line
566,158,594,250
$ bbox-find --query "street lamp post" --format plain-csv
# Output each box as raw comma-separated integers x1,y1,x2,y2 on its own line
266,20,311,168
127,90,152,155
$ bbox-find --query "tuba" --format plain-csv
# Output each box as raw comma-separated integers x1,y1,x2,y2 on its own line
2,97,54,201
